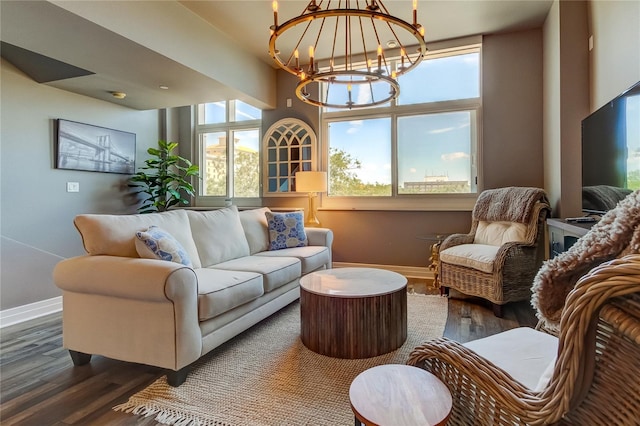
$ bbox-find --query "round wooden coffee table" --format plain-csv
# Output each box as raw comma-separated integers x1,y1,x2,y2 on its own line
350,364,452,426
299,267,407,359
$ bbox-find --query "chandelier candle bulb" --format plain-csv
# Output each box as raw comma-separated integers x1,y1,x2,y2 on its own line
273,1,278,27
413,0,418,26
295,49,299,69
377,45,382,72
401,48,405,69
309,46,315,73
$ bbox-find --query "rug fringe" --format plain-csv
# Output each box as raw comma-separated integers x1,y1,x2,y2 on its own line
113,401,230,426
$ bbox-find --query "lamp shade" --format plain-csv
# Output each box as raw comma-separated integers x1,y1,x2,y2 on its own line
295,171,327,193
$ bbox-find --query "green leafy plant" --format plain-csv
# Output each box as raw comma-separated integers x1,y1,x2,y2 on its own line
129,140,200,213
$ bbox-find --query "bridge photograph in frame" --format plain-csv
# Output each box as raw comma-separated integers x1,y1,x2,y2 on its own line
55,119,136,174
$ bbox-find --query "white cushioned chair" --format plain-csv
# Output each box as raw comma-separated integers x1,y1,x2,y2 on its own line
439,187,551,317
409,253,640,425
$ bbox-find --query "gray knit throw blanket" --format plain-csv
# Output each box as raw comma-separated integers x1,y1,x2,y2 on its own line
531,190,640,332
473,187,549,223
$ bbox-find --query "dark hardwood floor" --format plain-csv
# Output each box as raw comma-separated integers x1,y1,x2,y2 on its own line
1,279,537,425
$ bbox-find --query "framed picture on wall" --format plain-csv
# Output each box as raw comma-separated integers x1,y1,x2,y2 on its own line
55,119,136,174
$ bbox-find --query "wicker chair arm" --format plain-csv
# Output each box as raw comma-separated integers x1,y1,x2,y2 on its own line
439,233,474,251
493,241,537,269
407,337,557,425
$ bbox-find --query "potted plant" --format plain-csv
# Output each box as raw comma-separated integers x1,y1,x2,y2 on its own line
129,140,200,213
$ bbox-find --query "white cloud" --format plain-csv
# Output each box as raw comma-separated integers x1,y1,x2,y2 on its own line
409,167,417,173
429,127,456,134
346,120,363,134
356,85,372,106
441,152,469,161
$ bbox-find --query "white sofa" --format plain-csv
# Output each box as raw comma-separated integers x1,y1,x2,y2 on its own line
53,206,333,386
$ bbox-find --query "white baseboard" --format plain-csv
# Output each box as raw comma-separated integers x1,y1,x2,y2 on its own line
0,296,62,329
333,262,434,280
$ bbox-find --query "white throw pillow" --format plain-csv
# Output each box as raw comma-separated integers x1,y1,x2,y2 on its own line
186,207,250,267
474,220,528,246
135,226,193,267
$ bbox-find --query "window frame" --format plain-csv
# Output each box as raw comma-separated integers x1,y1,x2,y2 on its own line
320,42,482,211
195,100,262,207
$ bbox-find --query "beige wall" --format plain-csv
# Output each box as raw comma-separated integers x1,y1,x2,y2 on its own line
543,1,590,218
588,0,640,111
543,0,638,218
0,59,159,310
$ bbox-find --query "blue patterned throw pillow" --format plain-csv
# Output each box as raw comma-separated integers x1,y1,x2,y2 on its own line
265,211,308,250
135,226,193,267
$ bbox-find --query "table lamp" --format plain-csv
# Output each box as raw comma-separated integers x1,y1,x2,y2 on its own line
295,171,327,227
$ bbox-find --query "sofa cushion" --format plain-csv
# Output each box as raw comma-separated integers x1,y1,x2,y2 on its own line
238,207,271,254
187,207,250,268
440,243,499,273
212,256,301,293
195,268,264,321
74,209,201,268
135,226,193,267
463,327,558,391
474,220,527,246
265,211,307,250
255,246,329,274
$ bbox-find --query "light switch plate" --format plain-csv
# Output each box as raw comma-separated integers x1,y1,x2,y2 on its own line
67,182,80,192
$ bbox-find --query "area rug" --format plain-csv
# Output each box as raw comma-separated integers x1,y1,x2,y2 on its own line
114,293,448,426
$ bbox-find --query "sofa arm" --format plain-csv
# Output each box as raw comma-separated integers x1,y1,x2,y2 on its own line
306,227,334,248
54,255,201,371
54,255,197,302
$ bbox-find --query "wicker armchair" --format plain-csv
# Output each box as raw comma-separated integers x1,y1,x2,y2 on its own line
439,187,551,317
408,254,640,425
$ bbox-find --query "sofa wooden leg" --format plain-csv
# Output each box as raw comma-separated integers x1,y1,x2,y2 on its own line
492,303,504,318
69,350,92,366
441,286,450,297
167,366,190,387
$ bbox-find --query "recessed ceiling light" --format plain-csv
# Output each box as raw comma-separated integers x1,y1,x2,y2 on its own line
159,85,169,90
111,92,126,99
386,40,398,48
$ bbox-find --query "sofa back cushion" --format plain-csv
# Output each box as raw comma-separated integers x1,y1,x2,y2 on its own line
238,207,271,254
186,207,250,267
473,220,527,246
74,209,202,268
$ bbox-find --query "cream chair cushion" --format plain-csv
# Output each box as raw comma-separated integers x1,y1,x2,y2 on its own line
440,244,499,273
463,327,558,391
474,221,528,246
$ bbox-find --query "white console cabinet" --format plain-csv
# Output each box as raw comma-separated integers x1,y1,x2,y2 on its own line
547,219,594,258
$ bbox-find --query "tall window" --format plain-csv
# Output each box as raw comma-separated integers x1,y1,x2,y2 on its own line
322,44,481,209
196,100,262,199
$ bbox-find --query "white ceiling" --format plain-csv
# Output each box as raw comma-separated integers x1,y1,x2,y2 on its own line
1,0,553,110
183,0,553,65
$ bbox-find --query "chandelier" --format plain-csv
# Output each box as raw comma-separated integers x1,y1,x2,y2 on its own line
269,0,427,109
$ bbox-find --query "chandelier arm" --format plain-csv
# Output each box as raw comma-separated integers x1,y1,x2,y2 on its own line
368,14,388,75
347,12,352,72
330,9,339,72
356,8,370,72
312,16,328,69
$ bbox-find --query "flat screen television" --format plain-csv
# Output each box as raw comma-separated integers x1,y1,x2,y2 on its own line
581,80,640,214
